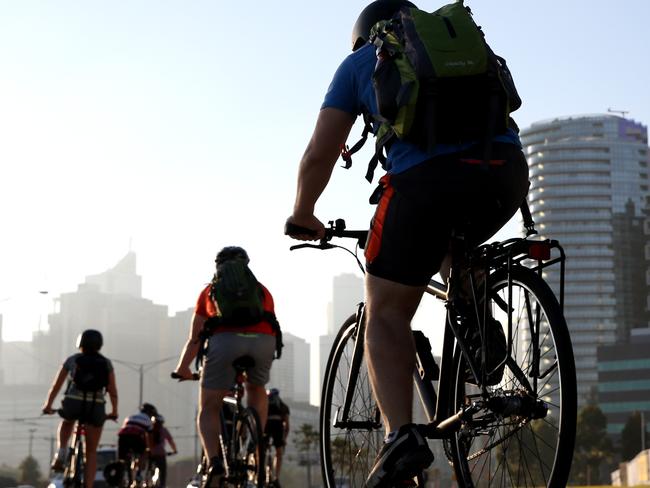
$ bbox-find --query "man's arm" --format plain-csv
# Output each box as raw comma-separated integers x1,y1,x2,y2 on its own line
287,107,356,240
173,312,206,379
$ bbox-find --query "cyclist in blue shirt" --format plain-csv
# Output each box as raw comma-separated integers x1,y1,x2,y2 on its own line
286,1,529,486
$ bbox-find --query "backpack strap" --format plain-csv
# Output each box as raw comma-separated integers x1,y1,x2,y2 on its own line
263,311,284,360
340,113,373,170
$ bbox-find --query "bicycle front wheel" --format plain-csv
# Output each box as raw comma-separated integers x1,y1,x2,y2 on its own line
320,313,383,488
450,266,577,488
232,406,264,488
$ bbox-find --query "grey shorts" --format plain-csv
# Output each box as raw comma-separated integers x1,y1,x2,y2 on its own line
201,332,276,390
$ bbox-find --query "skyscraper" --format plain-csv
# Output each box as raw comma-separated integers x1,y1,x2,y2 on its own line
521,114,650,403
313,273,364,405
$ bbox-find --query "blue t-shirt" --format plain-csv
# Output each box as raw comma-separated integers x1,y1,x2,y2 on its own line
321,44,522,175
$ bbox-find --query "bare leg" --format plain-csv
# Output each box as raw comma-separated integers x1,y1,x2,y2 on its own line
84,424,102,488
198,388,228,459
57,419,74,451
364,273,426,434
245,383,269,429
275,445,284,478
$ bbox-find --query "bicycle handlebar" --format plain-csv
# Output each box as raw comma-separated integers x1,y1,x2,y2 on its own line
170,371,200,381
285,219,368,250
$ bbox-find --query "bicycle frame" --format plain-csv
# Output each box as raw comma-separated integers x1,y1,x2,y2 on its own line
333,234,567,440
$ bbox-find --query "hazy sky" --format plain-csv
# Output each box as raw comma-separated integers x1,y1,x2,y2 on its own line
2,1,649,348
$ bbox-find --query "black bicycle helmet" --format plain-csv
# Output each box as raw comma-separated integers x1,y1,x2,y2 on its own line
140,402,158,417
75,329,103,352
351,0,417,51
215,246,250,267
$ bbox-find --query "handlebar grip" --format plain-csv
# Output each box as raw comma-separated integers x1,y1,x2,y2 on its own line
284,222,318,237
171,372,200,381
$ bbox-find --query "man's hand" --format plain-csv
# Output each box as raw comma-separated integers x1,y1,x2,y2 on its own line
285,214,325,241
172,366,195,381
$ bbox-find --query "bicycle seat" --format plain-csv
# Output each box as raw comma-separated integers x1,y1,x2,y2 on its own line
232,355,255,372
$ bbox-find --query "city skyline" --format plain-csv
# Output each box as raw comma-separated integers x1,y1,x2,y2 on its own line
2,1,649,348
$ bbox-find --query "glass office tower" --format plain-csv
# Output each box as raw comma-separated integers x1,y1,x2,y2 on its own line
521,114,650,404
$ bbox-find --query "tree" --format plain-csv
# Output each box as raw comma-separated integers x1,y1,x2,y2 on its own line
293,423,319,488
18,455,42,487
621,411,649,461
569,404,614,485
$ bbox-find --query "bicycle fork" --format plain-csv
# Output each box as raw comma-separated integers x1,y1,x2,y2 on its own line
333,304,381,430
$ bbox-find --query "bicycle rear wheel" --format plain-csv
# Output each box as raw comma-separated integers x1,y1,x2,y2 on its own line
450,266,577,487
263,439,276,488
320,313,383,488
64,436,85,488
232,407,264,487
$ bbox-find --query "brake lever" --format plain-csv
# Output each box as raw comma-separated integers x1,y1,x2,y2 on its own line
290,243,335,251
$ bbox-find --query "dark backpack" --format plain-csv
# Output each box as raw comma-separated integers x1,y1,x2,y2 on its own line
342,1,521,182
195,264,284,368
72,353,110,392
209,259,265,326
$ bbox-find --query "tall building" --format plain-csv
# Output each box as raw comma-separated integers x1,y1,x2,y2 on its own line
521,114,650,403
327,273,364,334
597,328,650,437
268,332,310,403
313,273,364,405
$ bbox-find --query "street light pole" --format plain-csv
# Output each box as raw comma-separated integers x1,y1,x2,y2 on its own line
112,356,177,406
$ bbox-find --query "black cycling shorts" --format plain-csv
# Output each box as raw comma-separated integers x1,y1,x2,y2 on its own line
59,396,106,428
118,433,147,460
365,143,529,286
265,420,286,448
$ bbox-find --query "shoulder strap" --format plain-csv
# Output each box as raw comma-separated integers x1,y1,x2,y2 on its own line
340,113,373,170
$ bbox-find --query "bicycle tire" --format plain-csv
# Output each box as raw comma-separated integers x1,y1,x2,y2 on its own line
320,313,383,488
450,266,577,488
231,406,264,488
264,439,276,487
64,435,84,488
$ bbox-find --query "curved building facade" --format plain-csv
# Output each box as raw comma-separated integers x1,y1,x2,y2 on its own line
521,114,650,404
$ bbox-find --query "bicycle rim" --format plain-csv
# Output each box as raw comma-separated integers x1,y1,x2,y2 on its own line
451,266,577,487
233,407,264,487
264,444,276,486
320,314,383,488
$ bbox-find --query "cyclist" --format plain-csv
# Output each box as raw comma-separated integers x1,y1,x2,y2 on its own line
173,246,280,487
150,414,178,488
285,1,529,486
42,329,118,488
117,403,157,482
265,388,290,487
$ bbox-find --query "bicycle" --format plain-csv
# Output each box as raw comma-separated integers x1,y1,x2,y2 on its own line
45,409,118,488
262,435,278,488
150,451,176,488
287,204,577,488
61,416,86,488
172,355,265,488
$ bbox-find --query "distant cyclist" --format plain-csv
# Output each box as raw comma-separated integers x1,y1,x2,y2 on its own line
42,329,118,488
173,246,282,487
117,403,157,479
265,388,290,487
285,1,529,486
150,414,178,488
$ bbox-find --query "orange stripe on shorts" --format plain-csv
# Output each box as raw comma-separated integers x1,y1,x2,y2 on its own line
365,174,394,263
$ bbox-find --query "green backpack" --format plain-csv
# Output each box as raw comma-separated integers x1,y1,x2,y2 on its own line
209,259,265,326
342,0,521,182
